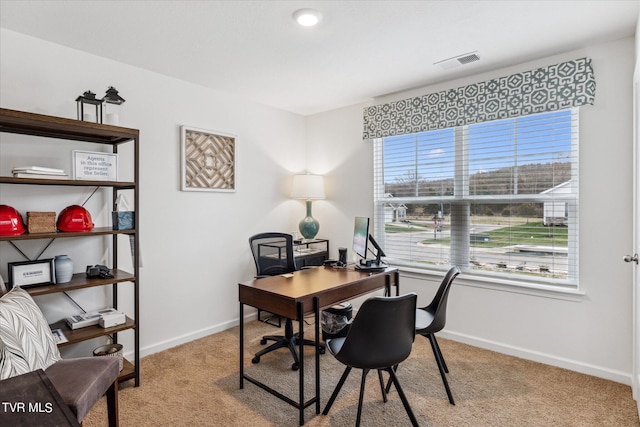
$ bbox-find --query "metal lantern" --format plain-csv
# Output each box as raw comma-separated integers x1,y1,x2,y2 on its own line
75,90,103,123
103,86,125,125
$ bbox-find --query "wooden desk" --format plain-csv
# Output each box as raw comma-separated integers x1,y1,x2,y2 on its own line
0,369,80,427
239,266,399,425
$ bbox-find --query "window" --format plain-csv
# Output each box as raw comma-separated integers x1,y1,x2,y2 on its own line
373,108,578,286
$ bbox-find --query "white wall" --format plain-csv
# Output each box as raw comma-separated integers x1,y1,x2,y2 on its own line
308,37,636,384
0,29,308,357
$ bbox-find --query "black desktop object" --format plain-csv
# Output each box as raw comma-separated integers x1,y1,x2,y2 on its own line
352,216,388,272
356,234,387,272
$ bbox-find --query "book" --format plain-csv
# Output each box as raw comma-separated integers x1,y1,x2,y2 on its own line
13,173,69,179
12,166,66,174
65,308,123,330
13,170,67,176
51,328,68,344
13,169,67,176
66,311,103,330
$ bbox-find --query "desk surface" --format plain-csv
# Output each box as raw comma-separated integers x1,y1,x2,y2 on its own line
239,266,399,320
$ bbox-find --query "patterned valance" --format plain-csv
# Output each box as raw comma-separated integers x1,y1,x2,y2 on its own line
363,57,595,140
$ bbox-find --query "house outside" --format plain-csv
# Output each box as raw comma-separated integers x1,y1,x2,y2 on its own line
383,193,407,223
542,181,570,226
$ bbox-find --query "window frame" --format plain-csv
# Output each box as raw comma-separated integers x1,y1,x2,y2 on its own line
373,108,579,290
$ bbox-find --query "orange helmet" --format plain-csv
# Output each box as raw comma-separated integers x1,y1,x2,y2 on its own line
57,205,94,232
0,205,26,236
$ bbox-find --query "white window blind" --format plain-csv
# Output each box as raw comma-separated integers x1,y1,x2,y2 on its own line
374,108,578,286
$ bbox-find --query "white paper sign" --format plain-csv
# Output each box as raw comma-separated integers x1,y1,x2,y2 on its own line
73,150,118,181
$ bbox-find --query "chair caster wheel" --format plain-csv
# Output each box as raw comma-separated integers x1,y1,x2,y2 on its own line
252,356,260,364
292,363,299,371
260,339,267,345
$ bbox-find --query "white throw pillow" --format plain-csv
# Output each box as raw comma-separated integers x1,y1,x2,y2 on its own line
0,287,61,380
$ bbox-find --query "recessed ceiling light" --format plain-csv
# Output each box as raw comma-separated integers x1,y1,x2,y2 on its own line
293,8,322,27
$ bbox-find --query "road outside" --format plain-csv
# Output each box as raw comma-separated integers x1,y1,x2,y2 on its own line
384,216,568,278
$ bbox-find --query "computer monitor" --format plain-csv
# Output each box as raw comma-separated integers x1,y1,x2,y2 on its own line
353,217,387,271
353,216,369,260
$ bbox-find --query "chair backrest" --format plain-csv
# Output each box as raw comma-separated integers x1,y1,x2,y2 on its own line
0,287,61,380
249,232,297,277
423,266,460,333
333,293,417,370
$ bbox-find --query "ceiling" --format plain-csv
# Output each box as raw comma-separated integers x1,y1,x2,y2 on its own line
0,1,638,116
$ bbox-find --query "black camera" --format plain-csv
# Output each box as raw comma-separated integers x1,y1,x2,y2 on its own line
86,265,114,279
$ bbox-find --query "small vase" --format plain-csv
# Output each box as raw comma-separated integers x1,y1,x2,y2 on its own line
54,255,74,284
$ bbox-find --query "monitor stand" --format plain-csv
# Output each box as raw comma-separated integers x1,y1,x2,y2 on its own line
355,259,387,272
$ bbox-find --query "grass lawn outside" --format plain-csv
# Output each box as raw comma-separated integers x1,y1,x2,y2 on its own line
385,217,568,247
480,221,568,247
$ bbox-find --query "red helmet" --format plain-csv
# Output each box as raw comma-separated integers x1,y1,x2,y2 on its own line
57,205,94,232
0,205,26,236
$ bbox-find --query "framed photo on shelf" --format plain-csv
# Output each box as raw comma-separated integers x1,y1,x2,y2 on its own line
72,150,118,181
181,126,236,192
7,259,55,290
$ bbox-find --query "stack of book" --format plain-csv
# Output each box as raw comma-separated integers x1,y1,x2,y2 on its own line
12,166,68,179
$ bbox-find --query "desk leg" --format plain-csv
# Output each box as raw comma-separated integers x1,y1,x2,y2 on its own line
395,270,400,296
384,271,400,297
239,302,244,389
314,296,320,414
297,301,305,426
385,274,391,297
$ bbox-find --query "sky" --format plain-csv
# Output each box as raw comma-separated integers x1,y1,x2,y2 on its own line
383,109,574,185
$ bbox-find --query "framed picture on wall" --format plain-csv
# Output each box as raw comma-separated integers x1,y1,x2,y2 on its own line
180,126,236,192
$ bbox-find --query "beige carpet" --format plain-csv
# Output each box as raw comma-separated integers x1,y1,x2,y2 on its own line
84,320,640,426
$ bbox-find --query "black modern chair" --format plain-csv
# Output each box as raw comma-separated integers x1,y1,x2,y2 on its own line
322,293,419,427
386,265,460,405
248,232,324,370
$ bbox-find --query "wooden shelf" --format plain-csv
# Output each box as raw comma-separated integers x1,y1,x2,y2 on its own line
0,227,135,241
119,358,136,382
25,269,135,296
0,108,138,145
0,176,135,188
50,316,135,347
50,319,137,383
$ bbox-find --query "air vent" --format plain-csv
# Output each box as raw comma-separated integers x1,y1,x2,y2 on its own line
457,53,480,64
434,51,480,70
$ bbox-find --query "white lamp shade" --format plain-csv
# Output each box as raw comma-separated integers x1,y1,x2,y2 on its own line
291,174,325,199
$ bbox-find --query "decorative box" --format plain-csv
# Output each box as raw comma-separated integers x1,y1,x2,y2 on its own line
112,211,134,230
26,211,56,233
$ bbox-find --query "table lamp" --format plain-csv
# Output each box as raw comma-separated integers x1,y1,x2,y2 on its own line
291,174,325,240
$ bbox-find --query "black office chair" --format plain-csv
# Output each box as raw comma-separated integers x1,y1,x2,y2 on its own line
322,293,419,427
386,265,460,405
248,232,324,370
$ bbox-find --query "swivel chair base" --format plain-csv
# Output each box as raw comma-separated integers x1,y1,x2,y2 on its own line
251,318,325,370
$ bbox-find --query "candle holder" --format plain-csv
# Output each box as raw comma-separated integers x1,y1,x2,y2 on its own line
75,90,103,123
103,86,125,125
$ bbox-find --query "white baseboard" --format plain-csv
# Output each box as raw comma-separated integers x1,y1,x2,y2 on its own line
439,330,633,386
126,317,632,387
127,312,257,360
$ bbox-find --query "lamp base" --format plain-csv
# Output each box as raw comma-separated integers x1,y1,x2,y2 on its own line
299,200,319,240
299,216,319,240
